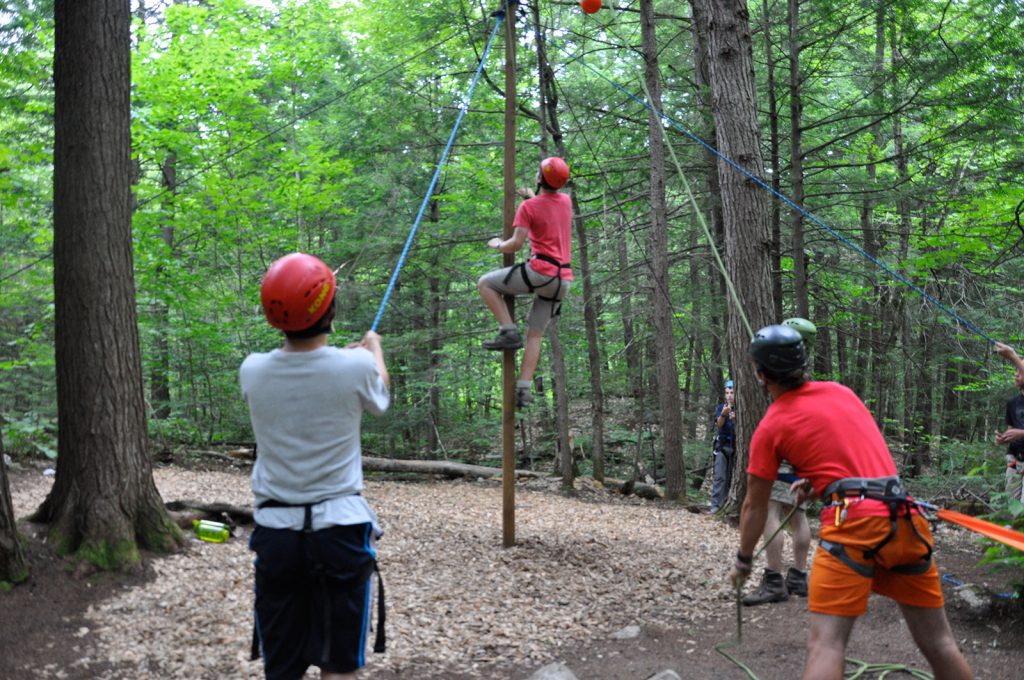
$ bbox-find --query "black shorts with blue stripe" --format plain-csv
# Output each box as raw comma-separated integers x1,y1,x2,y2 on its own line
251,522,377,679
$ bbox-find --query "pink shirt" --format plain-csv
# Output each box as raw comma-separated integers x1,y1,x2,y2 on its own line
514,192,574,280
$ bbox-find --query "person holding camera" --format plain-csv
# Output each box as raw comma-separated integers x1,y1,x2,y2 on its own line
709,379,736,513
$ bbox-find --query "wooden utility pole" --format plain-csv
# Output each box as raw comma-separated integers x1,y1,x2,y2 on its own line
501,1,517,548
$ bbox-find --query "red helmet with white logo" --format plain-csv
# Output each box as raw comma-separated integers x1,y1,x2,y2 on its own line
539,156,570,189
260,253,337,331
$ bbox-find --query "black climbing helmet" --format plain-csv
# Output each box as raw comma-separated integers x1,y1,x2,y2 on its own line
749,324,807,373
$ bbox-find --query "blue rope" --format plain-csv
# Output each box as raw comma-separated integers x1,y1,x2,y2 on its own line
546,37,996,345
370,14,504,332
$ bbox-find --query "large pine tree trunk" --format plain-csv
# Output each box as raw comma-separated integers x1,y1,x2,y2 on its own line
690,0,776,510
572,198,607,482
33,0,184,568
762,0,783,321
787,0,809,318
0,430,28,585
640,0,685,500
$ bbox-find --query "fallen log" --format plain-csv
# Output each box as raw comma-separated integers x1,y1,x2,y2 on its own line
363,456,544,480
165,500,254,525
602,477,664,500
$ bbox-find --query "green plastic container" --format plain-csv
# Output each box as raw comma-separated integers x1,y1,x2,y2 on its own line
193,519,230,543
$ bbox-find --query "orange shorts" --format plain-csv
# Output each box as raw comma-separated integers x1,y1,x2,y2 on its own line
809,515,943,617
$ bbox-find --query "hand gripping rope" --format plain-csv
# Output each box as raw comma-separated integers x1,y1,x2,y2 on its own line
370,10,505,332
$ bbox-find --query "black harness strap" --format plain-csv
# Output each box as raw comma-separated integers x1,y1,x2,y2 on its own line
250,498,386,662
819,476,933,578
503,255,570,300
820,539,874,577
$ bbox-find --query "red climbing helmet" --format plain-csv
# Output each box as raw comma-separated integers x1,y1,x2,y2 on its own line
260,253,337,331
539,156,570,189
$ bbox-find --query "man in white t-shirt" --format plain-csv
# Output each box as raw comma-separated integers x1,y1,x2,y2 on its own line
242,253,390,680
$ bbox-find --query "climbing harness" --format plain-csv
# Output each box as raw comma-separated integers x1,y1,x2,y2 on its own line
501,254,571,316
714,502,937,679
818,476,933,578
250,498,386,662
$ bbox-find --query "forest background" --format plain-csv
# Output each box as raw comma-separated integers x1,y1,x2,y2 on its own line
2,0,1024,528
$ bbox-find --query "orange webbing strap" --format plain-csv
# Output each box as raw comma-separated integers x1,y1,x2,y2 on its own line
936,508,1024,552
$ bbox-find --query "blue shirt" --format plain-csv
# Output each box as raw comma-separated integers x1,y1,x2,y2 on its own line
714,403,735,447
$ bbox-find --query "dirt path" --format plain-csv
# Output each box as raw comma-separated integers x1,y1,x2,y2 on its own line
3,463,1021,679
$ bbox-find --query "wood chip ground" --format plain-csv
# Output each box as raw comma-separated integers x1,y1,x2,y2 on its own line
11,467,744,678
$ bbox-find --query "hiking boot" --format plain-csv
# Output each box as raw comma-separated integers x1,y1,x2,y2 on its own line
742,568,789,606
516,385,533,408
785,567,808,597
482,327,523,351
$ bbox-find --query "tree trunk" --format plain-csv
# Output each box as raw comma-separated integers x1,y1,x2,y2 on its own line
787,0,808,319
34,0,184,568
617,226,642,399
692,0,727,389
640,0,685,500
690,0,776,511
149,150,176,420
0,429,28,586
762,0,783,321
573,199,606,482
548,329,574,488
428,269,443,454
535,11,602,484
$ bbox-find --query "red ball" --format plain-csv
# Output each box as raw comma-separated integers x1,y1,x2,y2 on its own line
580,0,601,14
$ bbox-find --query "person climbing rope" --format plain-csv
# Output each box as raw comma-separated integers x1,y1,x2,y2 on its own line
478,156,574,408
242,253,390,680
730,324,973,680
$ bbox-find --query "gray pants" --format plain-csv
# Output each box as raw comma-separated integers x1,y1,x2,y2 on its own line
710,448,733,510
480,262,570,333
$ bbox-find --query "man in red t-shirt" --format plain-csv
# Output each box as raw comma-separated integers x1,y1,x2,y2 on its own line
730,324,972,680
478,157,574,408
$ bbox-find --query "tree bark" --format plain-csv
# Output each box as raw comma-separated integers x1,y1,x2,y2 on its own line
573,198,607,482
149,150,176,420
548,329,574,487
787,0,809,319
786,0,811,319
0,430,28,586
33,0,184,568
690,0,776,511
617,225,642,400
640,0,685,500
762,0,784,321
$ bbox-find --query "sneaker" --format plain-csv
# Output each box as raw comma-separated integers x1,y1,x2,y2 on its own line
785,567,808,597
482,327,523,351
516,386,533,408
742,568,789,606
